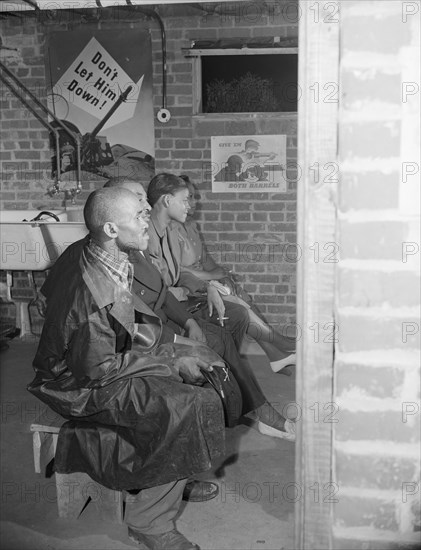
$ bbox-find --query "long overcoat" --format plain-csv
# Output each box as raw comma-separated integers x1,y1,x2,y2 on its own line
28,238,225,491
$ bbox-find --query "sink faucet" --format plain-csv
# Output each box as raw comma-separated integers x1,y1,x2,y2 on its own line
66,183,82,205
48,181,82,204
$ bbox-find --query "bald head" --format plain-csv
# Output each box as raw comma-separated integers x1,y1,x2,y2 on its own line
104,176,141,190
104,177,146,197
103,177,151,219
84,187,138,235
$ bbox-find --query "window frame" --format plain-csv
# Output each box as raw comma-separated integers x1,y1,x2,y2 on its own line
183,47,299,115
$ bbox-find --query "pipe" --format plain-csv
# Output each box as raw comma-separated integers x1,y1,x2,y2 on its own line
20,0,40,10
0,60,81,190
126,1,167,111
29,211,61,222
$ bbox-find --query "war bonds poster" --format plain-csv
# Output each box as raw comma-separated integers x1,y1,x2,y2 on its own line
211,135,287,193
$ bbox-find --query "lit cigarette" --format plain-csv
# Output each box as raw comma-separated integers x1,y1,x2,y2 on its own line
217,316,229,321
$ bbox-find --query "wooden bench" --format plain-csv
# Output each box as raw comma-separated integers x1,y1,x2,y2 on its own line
30,408,124,522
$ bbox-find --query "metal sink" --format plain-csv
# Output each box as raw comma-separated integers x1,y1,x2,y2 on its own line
0,209,88,271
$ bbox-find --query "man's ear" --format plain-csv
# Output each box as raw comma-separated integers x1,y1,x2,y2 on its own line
162,194,171,208
103,221,118,239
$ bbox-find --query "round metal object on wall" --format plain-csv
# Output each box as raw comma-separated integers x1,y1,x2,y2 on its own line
157,108,171,123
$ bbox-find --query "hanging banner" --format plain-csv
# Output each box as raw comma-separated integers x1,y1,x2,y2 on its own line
53,37,144,127
46,29,154,182
211,135,287,193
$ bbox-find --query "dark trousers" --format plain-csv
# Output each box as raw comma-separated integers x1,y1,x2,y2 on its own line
192,301,266,415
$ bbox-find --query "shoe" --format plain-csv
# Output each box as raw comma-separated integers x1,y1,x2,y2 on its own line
280,366,293,376
128,528,200,549
257,419,296,442
182,480,219,502
270,354,296,373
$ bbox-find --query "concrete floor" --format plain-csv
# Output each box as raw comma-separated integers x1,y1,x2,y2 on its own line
0,336,295,550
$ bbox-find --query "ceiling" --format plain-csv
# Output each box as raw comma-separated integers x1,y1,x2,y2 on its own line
0,0,240,12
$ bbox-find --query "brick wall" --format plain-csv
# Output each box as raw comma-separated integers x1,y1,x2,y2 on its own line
0,1,298,331
333,2,420,547
1,16,54,211
134,1,298,327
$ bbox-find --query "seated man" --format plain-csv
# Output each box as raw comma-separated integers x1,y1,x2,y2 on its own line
103,176,296,442
145,172,291,360
27,187,226,550
177,174,296,375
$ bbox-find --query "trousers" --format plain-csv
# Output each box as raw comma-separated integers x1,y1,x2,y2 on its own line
191,301,266,414
125,478,188,535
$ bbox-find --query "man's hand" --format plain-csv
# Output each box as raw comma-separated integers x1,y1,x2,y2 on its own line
174,356,213,385
206,285,226,326
184,319,206,343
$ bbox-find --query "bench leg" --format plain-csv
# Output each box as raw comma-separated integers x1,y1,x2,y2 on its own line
33,432,58,475
33,432,41,474
56,472,90,520
90,483,124,523
55,472,123,523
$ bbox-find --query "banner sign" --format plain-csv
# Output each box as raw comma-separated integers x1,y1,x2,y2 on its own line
46,29,154,181
54,37,144,129
211,135,287,193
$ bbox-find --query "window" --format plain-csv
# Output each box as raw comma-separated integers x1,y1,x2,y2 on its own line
184,38,298,114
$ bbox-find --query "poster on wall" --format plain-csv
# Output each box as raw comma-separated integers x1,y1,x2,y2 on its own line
211,135,287,193
45,29,154,183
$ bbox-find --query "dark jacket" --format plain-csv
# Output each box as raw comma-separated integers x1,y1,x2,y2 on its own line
129,250,192,330
130,247,266,415
28,238,225,491
147,213,181,287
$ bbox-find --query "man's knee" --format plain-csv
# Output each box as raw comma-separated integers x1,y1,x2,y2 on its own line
223,302,249,342
199,321,227,355
225,302,249,323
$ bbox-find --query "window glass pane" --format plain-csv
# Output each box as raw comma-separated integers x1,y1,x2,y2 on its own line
202,54,298,113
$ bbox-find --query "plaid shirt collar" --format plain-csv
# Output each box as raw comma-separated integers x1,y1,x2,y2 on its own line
88,239,133,291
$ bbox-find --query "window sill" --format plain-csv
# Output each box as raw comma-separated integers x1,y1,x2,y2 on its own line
192,112,298,119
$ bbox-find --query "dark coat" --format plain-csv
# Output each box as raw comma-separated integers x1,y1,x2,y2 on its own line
28,238,225,491
147,214,181,287
130,249,266,415
129,250,192,330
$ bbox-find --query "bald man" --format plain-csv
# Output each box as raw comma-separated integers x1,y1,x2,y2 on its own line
28,187,226,550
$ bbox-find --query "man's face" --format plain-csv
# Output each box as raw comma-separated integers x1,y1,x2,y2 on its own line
167,188,190,223
120,181,151,221
114,193,150,253
246,144,258,154
186,183,199,217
